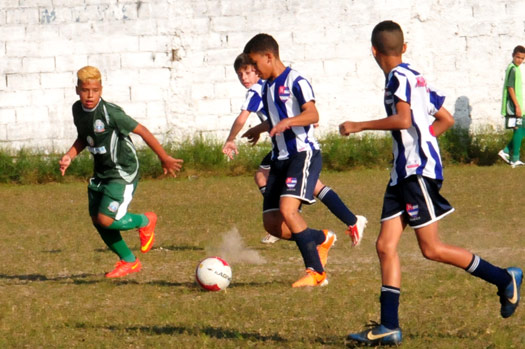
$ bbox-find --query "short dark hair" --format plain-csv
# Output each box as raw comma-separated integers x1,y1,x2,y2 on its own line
513,45,525,56
371,20,404,56
243,33,279,58
233,53,253,72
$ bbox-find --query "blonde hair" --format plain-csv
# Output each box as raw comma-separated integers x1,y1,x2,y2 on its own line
77,66,101,85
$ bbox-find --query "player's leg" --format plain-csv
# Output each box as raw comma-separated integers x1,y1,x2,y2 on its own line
314,179,368,246
283,150,334,287
88,179,141,278
257,152,280,244
95,180,156,253
411,175,522,318
510,127,525,166
347,182,405,346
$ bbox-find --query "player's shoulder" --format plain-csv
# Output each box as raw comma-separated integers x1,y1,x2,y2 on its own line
102,99,125,113
72,100,82,112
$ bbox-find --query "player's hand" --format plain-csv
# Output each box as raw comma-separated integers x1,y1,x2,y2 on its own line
59,154,71,176
161,156,183,177
269,119,291,137
242,129,261,146
517,107,523,118
339,121,360,136
222,141,238,160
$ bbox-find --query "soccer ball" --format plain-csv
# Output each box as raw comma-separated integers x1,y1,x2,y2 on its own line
195,257,232,291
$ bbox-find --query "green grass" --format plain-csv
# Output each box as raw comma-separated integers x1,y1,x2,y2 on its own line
1,166,525,348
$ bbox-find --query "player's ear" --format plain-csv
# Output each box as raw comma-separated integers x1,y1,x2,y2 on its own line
371,46,378,58
401,42,407,54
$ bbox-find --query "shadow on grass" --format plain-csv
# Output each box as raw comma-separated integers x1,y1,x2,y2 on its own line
93,245,204,253
0,273,95,282
74,322,288,343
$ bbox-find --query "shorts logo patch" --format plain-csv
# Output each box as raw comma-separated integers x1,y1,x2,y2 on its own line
406,203,419,220
94,119,105,133
279,86,290,102
286,177,297,189
108,201,120,213
86,136,94,147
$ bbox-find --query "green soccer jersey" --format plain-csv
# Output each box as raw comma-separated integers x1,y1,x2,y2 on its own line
502,62,523,116
73,99,139,183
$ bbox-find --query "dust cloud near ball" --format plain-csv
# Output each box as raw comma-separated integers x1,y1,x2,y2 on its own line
206,227,266,265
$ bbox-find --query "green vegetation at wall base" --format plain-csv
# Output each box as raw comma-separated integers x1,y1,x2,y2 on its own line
0,128,514,184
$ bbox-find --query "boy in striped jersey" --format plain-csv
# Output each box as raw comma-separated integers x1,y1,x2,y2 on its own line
223,53,367,245
340,21,522,346
243,33,338,287
59,66,183,278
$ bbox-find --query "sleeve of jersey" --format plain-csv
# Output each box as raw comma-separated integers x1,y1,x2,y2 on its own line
292,78,315,106
506,67,516,88
427,86,446,115
391,72,410,105
240,89,263,113
112,107,139,136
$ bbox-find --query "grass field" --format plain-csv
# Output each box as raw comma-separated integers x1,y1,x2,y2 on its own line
1,165,525,348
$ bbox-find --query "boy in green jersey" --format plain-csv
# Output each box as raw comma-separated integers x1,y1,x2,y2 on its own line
498,45,525,168
59,66,183,278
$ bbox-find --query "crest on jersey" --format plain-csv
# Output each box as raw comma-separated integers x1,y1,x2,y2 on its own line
286,177,297,189
94,119,105,133
416,76,427,88
406,203,419,219
278,86,290,102
86,136,94,147
108,201,120,213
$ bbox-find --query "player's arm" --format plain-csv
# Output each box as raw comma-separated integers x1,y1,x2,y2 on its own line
269,101,318,137
430,106,455,137
59,138,87,176
132,123,183,177
339,100,412,136
508,87,522,117
223,110,251,159
242,119,270,146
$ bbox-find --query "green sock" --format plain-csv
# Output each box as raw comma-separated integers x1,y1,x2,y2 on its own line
108,213,148,231
95,225,136,262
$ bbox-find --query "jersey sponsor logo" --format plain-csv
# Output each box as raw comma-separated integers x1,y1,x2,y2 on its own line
88,146,107,155
406,203,419,219
94,119,105,133
278,86,290,102
108,201,120,213
286,177,297,189
416,76,427,88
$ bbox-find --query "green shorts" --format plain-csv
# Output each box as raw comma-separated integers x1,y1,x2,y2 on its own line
88,177,138,220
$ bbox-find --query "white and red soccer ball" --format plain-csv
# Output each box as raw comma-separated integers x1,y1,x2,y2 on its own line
195,257,232,291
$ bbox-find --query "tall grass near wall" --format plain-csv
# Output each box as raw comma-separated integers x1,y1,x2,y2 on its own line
0,128,514,184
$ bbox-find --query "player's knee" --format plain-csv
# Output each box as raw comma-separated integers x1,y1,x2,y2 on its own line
420,245,441,261
94,213,114,228
376,239,395,258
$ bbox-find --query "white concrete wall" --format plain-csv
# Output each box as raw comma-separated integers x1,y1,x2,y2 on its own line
0,0,524,150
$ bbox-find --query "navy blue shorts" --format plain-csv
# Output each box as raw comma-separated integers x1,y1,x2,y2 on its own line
259,151,272,170
381,175,454,228
263,150,322,212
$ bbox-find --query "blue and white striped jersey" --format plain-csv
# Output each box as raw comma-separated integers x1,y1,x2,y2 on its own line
261,67,320,160
240,79,267,122
384,63,446,185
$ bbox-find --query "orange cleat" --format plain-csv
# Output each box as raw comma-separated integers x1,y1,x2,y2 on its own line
139,212,157,253
105,259,142,278
292,269,328,288
317,230,336,267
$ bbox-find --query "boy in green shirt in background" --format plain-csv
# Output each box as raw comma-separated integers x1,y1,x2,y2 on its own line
498,45,525,168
